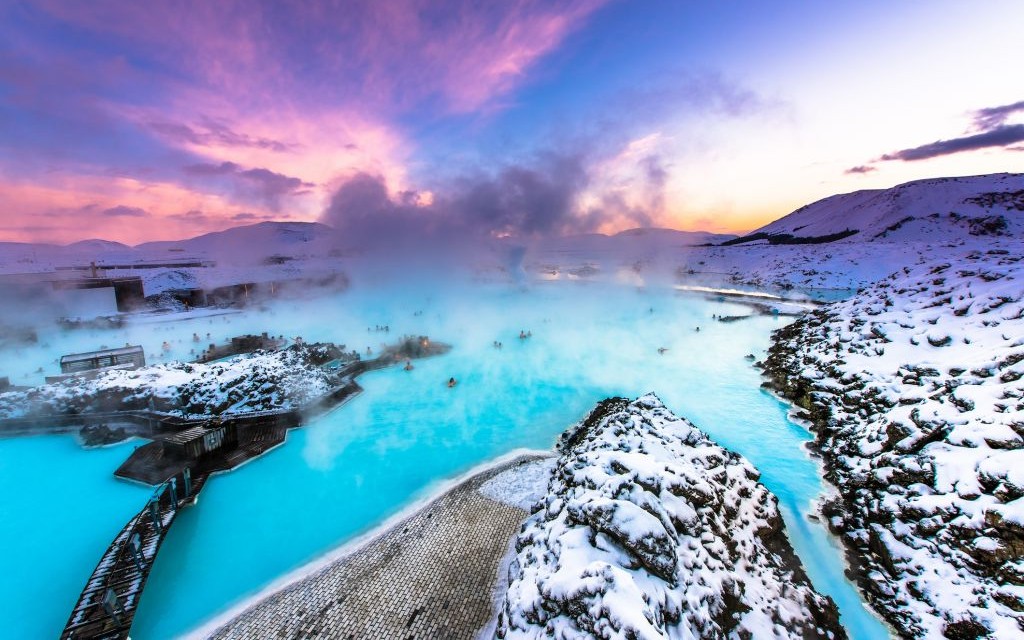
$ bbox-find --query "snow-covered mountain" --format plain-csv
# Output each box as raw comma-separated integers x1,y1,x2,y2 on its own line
136,221,337,263
746,173,1024,244
0,222,340,274
762,250,1024,638
2,172,1021,295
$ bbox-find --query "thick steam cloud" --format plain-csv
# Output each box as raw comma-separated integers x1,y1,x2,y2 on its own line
321,152,666,249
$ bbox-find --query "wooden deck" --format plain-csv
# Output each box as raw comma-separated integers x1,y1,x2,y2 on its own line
61,469,209,640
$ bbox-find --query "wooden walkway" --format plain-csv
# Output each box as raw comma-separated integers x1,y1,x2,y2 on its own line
61,468,209,640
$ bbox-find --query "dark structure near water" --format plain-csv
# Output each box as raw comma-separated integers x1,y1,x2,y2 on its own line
52,276,146,312
159,421,239,460
195,332,286,363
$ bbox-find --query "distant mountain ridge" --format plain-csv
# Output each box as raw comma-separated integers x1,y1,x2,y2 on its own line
2,173,1022,274
738,173,1024,244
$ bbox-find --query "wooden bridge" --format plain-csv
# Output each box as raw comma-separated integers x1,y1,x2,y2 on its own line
61,468,209,639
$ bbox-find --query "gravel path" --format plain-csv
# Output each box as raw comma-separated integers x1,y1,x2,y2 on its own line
207,454,549,639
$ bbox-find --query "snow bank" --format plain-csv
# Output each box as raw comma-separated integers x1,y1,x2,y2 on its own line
496,394,845,639
480,457,557,511
762,250,1024,638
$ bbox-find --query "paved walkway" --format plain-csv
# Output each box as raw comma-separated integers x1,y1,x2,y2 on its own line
209,456,545,640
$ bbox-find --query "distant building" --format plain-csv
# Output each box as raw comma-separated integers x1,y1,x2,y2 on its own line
59,345,146,375
52,276,146,312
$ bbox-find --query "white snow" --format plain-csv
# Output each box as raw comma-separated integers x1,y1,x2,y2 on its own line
764,250,1024,637
0,343,342,418
479,457,557,511
496,394,844,639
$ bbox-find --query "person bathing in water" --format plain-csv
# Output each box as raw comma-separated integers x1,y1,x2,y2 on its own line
404,360,414,371
447,377,457,388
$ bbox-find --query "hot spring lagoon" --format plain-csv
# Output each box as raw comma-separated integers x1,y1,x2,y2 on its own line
0,279,890,639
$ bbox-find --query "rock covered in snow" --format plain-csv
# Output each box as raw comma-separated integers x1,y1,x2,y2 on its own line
0,342,344,418
762,251,1024,638
496,394,845,640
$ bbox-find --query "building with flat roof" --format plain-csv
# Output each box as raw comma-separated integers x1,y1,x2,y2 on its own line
60,345,146,374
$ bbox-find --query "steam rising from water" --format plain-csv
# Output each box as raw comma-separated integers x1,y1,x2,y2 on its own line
320,152,666,251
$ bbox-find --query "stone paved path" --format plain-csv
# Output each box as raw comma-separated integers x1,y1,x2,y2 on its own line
208,456,544,640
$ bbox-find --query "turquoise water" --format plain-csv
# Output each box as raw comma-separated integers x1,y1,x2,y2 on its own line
0,280,889,639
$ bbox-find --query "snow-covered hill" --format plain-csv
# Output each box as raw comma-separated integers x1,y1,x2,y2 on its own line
749,173,1024,243
2,172,1021,297
497,394,845,639
762,251,1024,638
0,221,340,275
136,221,337,264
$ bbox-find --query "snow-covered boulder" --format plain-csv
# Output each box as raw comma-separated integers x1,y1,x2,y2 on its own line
496,394,845,639
762,250,1024,638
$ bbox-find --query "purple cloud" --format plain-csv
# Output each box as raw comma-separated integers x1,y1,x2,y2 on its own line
848,99,1024,172
845,165,876,174
150,121,295,152
168,209,209,224
101,205,147,217
879,124,1024,162
183,162,314,210
972,100,1024,130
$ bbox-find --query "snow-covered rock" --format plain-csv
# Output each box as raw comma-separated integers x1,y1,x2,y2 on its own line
762,251,1024,638
0,342,347,418
496,394,845,640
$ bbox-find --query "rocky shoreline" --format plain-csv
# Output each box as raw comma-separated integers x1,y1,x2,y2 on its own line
497,394,846,639
760,251,1024,638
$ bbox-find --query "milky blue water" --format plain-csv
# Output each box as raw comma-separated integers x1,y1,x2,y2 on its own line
0,279,890,639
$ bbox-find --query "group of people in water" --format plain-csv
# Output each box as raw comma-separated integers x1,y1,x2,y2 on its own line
404,329,540,389
368,325,390,333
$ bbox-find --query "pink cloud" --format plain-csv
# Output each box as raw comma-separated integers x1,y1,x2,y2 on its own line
7,0,611,243
35,0,609,114
0,176,280,244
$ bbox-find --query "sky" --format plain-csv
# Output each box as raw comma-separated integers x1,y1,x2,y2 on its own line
1,0,1022,245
